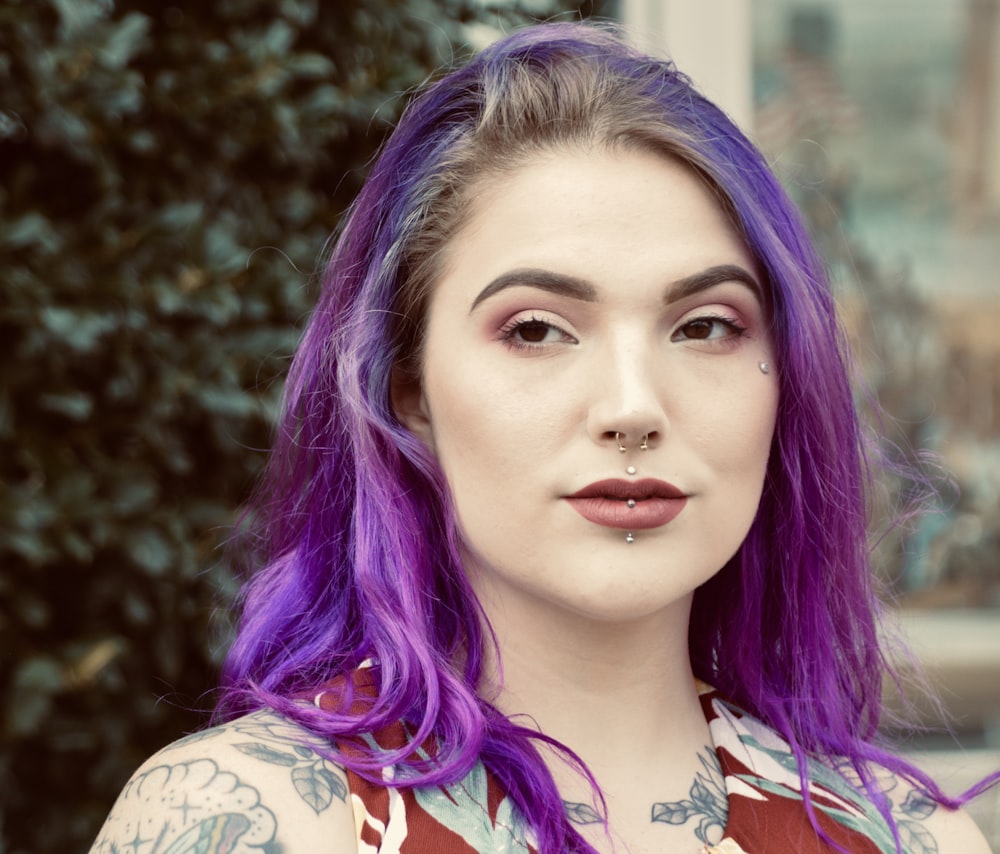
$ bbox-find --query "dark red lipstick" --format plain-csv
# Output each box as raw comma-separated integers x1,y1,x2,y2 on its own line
565,478,687,530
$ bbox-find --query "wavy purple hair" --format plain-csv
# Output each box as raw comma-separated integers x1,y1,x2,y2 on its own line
218,22,991,852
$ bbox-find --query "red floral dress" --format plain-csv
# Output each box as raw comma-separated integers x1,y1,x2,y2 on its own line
315,677,912,853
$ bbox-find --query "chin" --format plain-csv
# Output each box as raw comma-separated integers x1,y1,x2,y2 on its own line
535,571,704,626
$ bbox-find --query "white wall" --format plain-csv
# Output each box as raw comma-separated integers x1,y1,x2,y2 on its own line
620,0,754,132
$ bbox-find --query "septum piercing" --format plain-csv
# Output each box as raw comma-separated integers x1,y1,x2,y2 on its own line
616,432,650,452
759,361,771,374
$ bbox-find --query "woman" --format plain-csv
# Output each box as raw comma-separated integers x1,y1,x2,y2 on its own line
91,22,995,854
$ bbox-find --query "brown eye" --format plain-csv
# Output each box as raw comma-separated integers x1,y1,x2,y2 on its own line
517,321,552,342
671,316,746,343
681,319,713,340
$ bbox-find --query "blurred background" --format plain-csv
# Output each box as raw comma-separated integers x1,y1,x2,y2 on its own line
1,0,997,850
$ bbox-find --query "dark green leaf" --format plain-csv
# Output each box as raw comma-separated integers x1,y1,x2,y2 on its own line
38,392,94,420
98,12,151,70
123,527,173,576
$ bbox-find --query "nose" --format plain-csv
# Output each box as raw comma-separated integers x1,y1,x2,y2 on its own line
587,337,667,453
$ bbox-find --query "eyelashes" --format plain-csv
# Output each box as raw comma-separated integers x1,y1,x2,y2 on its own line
670,314,747,343
498,314,577,350
498,312,749,352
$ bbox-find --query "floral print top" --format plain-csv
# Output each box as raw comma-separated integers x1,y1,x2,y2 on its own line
314,679,912,853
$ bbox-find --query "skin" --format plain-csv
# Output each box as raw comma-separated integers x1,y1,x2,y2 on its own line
398,147,778,629
89,709,358,854
90,147,991,853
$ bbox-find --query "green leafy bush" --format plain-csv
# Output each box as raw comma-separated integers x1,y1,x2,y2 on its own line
0,1,600,849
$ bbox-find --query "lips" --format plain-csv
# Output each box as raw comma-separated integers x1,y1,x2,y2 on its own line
565,478,688,530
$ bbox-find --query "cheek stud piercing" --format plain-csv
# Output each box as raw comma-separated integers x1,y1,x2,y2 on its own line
759,361,771,374
626,465,637,476
625,532,635,544
616,432,627,453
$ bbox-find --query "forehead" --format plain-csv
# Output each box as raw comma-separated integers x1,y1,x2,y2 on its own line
433,146,759,301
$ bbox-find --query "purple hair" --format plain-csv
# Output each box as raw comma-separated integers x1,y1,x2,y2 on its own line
218,22,990,852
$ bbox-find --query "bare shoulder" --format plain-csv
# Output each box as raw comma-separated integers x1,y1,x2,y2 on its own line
912,793,993,854
879,773,993,854
89,708,359,854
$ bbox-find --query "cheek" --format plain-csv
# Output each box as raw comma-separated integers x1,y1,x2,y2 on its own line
694,383,778,476
421,361,517,475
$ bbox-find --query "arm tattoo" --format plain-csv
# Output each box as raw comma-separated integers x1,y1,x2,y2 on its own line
162,710,349,816
890,780,940,853
828,759,940,854
842,761,941,854
650,746,728,845
227,712,349,815
90,758,279,854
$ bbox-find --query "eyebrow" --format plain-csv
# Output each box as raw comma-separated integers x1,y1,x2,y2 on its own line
470,263,762,312
668,264,763,304
470,269,597,312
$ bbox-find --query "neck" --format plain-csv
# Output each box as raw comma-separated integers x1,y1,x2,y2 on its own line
479,593,709,776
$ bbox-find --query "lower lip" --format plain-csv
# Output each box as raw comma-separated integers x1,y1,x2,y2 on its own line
564,496,687,530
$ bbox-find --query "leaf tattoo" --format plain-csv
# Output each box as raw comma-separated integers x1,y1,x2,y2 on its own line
650,747,728,844
292,763,348,814
563,800,604,825
899,789,937,821
899,819,940,854
650,801,694,825
234,743,299,767
228,712,348,815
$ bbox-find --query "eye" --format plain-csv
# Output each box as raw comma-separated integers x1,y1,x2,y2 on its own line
671,315,746,343
499,315,576,350
513,320,556,343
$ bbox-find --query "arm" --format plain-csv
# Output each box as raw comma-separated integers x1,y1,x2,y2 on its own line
89,709,359,854
916,797,993,854
877,772,994,854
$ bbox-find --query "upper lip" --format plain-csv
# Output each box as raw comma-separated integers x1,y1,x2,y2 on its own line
567,478,686,500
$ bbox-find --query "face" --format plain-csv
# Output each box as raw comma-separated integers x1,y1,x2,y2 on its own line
394,147,779,627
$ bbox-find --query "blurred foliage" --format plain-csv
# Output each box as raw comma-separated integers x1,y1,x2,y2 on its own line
0,0,608,849
770,141,1000,608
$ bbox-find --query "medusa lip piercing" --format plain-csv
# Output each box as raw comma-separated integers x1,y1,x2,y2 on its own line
626,465,637,475
759,361,771,374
